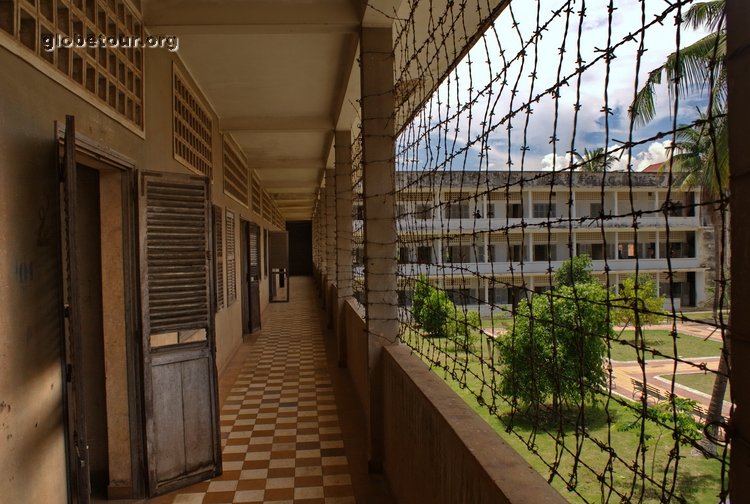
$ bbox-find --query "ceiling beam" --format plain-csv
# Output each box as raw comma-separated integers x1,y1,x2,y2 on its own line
146,23,358,35
221,116,333,133
142,1,361,32
258,181,320,190
248,159,325,170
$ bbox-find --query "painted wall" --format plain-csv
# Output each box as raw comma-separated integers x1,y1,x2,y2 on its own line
0,33,277,500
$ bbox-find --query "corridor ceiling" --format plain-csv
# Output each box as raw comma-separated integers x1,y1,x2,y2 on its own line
141,0,500,220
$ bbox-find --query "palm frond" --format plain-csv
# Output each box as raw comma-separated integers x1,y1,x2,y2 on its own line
684,0,725,32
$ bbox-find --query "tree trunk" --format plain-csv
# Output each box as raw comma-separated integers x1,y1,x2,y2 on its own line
704,196,729,455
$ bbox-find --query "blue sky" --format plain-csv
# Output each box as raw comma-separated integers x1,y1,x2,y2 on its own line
397,0,714,172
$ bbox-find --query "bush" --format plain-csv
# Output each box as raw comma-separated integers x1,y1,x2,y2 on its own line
410,274,480,352
499,282,612,411
612,274,664,327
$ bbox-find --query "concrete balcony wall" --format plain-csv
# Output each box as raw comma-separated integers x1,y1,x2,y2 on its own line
317,276,567,504
380,343,565,504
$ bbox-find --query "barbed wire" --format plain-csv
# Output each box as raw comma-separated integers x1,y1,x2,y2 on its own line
380,0,730,502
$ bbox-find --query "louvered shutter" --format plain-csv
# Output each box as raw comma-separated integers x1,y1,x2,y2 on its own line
225,209,237,305
213,205,224,311
139,172,212,334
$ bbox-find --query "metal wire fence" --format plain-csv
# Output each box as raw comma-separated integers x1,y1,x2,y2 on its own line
381,0,730,502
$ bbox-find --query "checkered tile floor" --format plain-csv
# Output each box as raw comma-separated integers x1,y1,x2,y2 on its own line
153,278,356,504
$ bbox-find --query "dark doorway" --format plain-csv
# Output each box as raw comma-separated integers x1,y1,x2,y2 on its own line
287,220,313,275
75,166,110,499
241,220,261,334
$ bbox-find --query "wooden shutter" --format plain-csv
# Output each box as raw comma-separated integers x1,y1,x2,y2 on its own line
140,172,211,334
213,205,224,311
226,209,237,305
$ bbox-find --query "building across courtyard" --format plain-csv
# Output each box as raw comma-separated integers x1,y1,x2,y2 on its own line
352,170,712,313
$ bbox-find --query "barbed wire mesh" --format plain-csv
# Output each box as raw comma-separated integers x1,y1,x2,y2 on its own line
351,0,731,502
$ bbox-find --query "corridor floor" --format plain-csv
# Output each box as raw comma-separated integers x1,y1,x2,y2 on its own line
150,277,357,504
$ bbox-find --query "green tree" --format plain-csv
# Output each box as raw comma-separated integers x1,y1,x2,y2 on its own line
419,287,454,339
411,274,432,326
499,282,612,413
572,147,621,172
611,274,664,328
554,254,594,287
630,0,728,453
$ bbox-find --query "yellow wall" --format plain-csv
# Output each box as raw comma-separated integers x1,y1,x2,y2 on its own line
0,31,277,501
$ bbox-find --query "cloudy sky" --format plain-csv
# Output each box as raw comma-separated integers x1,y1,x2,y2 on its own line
399,0,714,172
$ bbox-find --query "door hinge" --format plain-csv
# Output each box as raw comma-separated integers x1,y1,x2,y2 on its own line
63,304,71,318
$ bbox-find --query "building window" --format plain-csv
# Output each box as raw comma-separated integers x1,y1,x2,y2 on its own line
534,244,557,261
416,203,432,220
533,203,556,218
509,203,523,218
417,246,432,264
445,203,470,219
508,244,525,262
398,246,411,264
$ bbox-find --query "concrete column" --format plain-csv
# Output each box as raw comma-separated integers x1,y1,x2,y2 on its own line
335,130,353,366
655,231,660,259
613,190,619,216
326,169,337,311
728,0,750,497
361,25,397,472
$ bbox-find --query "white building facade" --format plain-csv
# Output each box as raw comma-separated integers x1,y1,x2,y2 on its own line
354,171,710,313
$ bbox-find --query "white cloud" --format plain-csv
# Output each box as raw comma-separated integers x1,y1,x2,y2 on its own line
611,140,672,172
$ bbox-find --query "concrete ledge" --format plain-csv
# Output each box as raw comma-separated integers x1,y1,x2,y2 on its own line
343,299,369,418
382,343,567,504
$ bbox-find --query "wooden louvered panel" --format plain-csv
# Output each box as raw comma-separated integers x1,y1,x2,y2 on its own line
142,175,210,334
213,206,224,311
226,210,237,305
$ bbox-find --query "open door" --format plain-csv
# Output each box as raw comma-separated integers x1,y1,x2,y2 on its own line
138,171,221,495
268,231,289,302
59,115,91,504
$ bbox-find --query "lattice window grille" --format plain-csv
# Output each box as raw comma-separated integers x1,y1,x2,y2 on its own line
173,66,213,178
222,134,249,207
250,173,262,215
0,0,144,127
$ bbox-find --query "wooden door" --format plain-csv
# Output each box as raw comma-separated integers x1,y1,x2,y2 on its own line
59,115,91,504
138,171,221,496
248,222,261,332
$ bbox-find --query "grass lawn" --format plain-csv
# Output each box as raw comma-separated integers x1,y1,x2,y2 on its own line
609,330,723,362
402,330,728,503
668,372,731,403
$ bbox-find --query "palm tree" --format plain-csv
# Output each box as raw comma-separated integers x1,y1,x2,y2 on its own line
630,0,728,454
571,147,620,172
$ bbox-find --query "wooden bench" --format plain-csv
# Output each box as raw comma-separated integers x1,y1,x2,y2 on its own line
645,384,665,401
631,378,644,399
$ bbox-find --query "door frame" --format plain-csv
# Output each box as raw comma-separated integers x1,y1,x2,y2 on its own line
56,118,145,500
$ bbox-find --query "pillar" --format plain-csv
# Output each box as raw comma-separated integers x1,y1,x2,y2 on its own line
325,169,336,312
728,0,750,497
361,25,397,472
335,131,353,366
